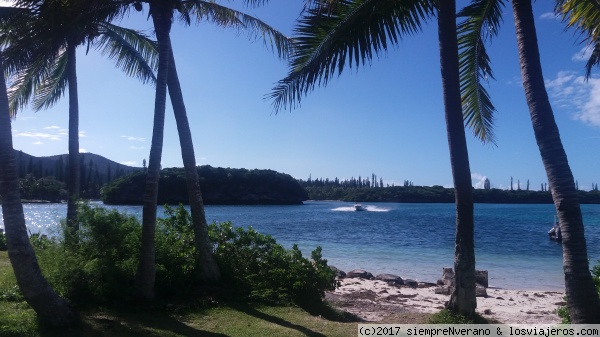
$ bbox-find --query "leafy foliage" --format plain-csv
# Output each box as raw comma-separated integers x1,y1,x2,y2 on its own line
34,204,141,306
27,204,335,308
209,220,338,306
269,0,435,112
102,166,308,205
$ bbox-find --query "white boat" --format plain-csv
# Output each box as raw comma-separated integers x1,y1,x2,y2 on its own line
354,203,366,211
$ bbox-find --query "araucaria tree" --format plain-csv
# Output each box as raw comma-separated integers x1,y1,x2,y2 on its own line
131,0,292,300
270,0,483,317
3,0,157,243
458,0,600,322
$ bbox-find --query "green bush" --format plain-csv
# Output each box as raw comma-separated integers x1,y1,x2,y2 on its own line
31,203,336,308
155,204,197,297
209,220,338,307
34,204,141,306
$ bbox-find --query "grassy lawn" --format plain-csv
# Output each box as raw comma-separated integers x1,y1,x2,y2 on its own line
0,251,365,337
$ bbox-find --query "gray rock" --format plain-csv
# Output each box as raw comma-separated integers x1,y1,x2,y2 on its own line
404,278,418,288
435,286,452,295
346,269,374,279
374,274,404,285
476,270,489,288
329,266,346,278
476,284,488,297
442,267,454,286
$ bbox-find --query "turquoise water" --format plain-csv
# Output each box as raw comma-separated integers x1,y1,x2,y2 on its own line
2,201,599,291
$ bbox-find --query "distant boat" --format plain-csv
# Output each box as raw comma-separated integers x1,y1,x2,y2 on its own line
354,203,366,211
548,215,562,242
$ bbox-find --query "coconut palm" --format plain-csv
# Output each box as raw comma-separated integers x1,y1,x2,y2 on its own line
269,0,480,316
3,0,157,242
0,7,78,328
132,0,292,299
458,0,600,322
559,0,600,78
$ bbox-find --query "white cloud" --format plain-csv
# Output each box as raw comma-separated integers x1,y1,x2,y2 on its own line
129,146,145,150
79,148,88,153
540,12,560,21
545,71,600,127
43,125,61,130
121,136,146,142
16,132,62,141
572,47,593,62
471,173,488,189
33,141,43,145
120,161,137,166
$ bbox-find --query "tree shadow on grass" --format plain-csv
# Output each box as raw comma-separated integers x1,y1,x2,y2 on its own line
38,310,228,337
231,303,328,337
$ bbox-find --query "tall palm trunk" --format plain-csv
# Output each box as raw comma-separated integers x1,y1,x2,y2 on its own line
438,0,477,317
511,0,600,323
135,3,172,300
65,42,80,242
167,49,220,283
0,52,77,327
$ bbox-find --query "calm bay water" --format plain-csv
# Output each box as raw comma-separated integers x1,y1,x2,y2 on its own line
2,201,599,291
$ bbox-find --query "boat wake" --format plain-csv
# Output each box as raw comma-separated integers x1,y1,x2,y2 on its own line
331,205,389,212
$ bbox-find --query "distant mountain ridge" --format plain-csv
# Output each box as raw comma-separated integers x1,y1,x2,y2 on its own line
13,150,141,185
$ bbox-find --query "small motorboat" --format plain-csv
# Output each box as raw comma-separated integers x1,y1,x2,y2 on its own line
548,215,562,242
354,203,366,211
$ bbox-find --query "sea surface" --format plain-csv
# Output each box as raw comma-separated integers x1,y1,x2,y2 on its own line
2,201,599,292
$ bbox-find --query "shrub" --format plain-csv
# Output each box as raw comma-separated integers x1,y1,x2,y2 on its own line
154,204,196,297
209,220,338,307
34,204,141,306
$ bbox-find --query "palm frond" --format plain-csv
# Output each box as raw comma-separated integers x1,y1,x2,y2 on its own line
457,0,505,145
184,0,293,59
6,47,66,115
31,49,68,111
559,0,600,79
95,22,158,84
268,0,435,113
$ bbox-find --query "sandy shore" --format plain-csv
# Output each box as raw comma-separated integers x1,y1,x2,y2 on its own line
325,278,566,324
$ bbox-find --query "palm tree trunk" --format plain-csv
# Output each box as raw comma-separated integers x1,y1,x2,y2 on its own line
511,0,600,323
438,0,477,317
135,3,172,300
167,49,220,283
66,42,80,243
0,52,77,327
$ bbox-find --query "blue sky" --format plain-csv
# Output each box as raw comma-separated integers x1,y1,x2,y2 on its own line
7,1,600,190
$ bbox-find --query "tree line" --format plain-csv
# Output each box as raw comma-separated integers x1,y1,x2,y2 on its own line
12,151,138,201
102,166,307,205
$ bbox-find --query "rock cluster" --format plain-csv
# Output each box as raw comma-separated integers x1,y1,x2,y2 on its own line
329,267,433,288
435,267,489,297
329,266,489,296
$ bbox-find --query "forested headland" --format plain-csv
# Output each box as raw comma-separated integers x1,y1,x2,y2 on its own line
299,177,600,204
102,166,308,205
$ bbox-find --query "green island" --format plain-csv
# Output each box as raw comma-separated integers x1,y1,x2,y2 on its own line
101,166,308,205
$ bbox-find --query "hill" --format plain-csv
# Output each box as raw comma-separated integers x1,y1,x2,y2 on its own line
102,166,308,205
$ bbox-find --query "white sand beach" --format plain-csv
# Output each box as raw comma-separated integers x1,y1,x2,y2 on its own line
325,278,565,324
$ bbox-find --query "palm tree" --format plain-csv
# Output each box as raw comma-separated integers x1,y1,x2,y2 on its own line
559,0,600,78
0,7,78,328
458,0,600,322
132,0,291,299
269,0,479,317
3,0,157,242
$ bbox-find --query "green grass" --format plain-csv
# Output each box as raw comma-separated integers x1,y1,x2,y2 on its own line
0,251,362,337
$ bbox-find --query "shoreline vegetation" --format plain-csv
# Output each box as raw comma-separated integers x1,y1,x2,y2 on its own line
10,151,600,205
